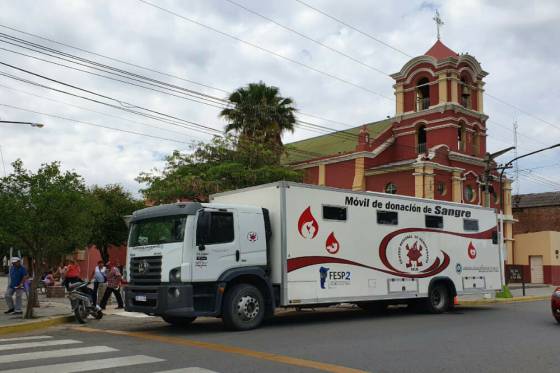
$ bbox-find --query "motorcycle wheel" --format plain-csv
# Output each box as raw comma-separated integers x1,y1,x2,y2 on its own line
74,302,88,324
94,310,104,320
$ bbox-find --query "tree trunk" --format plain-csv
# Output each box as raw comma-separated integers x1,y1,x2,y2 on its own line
24,261,45,319
96,245,109,263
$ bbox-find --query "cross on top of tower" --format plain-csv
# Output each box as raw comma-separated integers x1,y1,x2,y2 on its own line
433,10,444,40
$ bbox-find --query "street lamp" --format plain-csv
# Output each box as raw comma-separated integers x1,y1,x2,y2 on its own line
0,120,44,128
0,120,44,177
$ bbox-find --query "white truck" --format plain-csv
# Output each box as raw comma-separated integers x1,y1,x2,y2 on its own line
124,182,503,330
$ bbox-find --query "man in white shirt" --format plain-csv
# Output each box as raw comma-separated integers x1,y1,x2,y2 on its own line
90,261,106,306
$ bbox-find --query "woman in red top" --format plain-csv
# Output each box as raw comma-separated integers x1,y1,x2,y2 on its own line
63,259,81,290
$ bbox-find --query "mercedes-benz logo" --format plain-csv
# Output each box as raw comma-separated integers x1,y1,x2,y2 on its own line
137,259,149,274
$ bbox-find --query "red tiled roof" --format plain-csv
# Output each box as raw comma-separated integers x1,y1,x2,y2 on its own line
424,40,458,60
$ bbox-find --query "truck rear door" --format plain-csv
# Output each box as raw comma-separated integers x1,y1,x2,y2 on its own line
192,208,239,282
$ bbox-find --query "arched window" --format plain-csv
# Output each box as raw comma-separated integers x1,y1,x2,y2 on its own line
385,183,397,194
416,78,430,111
460,78,471,109
472,129,480,156
437,182,447,196
417,125,427,154
464,185,476,203
457,123,466,152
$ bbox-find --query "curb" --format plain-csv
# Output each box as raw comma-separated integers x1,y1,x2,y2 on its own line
0,314,75,336
458,295,549,306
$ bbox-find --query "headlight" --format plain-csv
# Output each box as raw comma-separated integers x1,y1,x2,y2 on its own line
553,287,560,298
169,267,181,282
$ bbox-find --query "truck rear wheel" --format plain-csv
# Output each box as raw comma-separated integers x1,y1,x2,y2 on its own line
425,284,450,314
162,316,196,326
222,283,265,331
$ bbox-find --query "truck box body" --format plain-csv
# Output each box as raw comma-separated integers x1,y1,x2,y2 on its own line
211,182,502,307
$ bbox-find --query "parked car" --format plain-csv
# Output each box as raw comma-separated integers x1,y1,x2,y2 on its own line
552,287,560,324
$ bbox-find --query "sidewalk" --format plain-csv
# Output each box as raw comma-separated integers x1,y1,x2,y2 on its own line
458,283,555,305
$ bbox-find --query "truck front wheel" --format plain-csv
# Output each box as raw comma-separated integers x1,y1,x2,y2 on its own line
222,283,265,331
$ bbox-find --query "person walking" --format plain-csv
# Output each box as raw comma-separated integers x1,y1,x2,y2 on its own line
99,262,123,310
90,261,106,305
4,257,28,315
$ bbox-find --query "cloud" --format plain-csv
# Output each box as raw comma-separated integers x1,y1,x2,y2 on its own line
0,0,559,196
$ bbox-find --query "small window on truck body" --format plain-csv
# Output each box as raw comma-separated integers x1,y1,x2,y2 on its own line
377,210,398,225
463,219,479,232
425,215,443,229
196,211,234,245
323,205,347,221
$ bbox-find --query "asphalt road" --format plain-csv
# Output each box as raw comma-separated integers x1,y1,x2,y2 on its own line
0,301,557,373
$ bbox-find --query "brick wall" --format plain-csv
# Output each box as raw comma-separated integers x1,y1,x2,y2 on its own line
513,206,560,234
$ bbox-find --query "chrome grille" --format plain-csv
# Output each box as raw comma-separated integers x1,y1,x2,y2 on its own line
129,256,162,285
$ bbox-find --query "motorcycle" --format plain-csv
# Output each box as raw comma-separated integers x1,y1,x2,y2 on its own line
67,281,103,323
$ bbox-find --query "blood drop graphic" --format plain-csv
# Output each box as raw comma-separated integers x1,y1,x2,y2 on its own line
325,232,340,254
468,241,477,259
297,207,319,239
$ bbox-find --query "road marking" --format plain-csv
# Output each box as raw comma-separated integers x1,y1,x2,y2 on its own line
0,339,81,351
1,355,164,373
0,346,117,363
0,335,52,342
76,327,368,373
155,369,219,373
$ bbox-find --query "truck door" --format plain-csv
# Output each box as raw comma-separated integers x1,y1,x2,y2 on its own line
193,209,239,282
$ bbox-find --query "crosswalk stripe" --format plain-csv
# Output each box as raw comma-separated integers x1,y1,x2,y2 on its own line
0,336,52,343
154,368,220,373
0,339,81,351
0,346,117,364
1,355,164,373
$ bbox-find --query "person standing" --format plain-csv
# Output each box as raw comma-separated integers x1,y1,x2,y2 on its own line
63,259,81,290
4,257,28,315
90,261,106,305
99,262,123,309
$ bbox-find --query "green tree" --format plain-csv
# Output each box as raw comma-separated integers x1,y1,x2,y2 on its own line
220,81,296,159
137,135,302,203
88,185,144,263
0,160,93,318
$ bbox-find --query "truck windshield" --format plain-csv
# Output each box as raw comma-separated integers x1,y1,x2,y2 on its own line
129,215,187,247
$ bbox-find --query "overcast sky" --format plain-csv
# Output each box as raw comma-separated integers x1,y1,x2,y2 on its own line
0,0,559,197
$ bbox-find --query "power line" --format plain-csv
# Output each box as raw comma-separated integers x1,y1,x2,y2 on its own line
293,0,413,58
0,82,207,141
0,31,373,141
0,102,195,145
136,0,393,101
0,24,377,134
0,33,229,105
0,62,225,135
223,0,390,77
0,24,230,95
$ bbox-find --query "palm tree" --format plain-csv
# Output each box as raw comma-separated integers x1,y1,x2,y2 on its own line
220,82,296,150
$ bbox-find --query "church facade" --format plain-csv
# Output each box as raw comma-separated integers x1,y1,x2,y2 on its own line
286,39,514,264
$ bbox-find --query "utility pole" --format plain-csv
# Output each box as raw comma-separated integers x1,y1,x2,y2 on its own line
483,146,515,208
513,120,520,197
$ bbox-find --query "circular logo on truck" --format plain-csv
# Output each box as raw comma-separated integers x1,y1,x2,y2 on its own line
397,235,430,272
247,232,258,242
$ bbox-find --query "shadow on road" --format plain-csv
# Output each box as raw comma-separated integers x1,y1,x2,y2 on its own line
107,304,499,336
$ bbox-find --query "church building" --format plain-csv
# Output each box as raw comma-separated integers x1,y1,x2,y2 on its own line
285,38,515,265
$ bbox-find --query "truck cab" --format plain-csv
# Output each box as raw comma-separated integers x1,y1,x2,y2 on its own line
124,202,273,330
